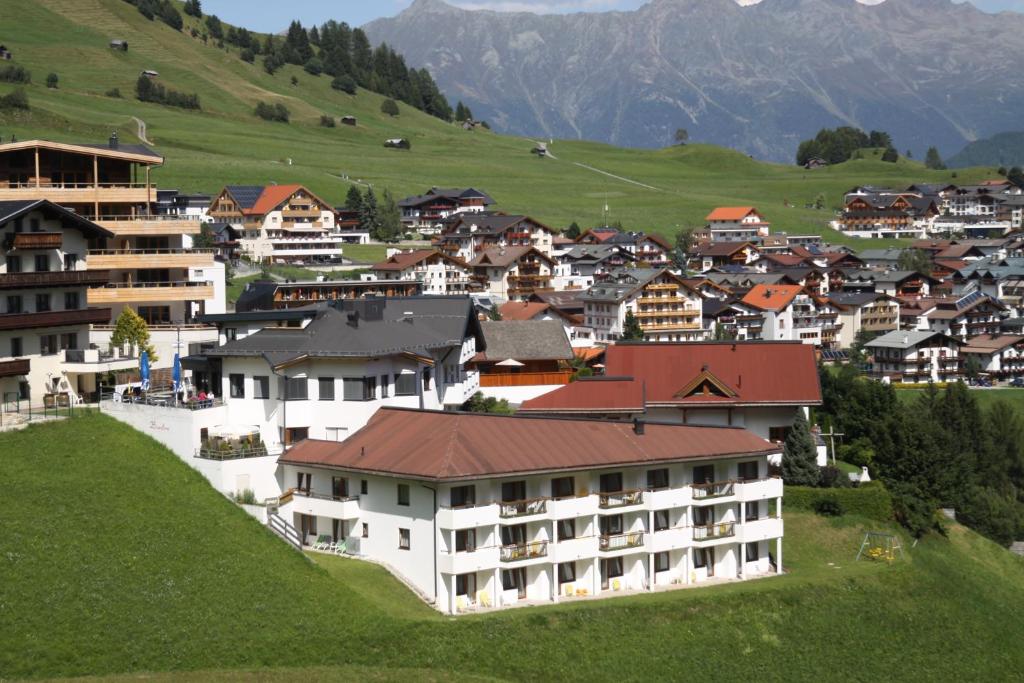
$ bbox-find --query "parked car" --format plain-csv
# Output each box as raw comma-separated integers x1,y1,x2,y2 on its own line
1010,377,1024,388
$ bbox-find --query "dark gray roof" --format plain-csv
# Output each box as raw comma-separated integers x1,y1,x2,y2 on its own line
0,199,114,239
205,296,484,366
198,306,317,325
866,330,961,349
478,320,573,362
75,142,161,158
225,185,264,210
827,291,888,307
398,187,494,208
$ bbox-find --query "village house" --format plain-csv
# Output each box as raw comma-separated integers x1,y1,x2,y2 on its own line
580,269,706,342
557,243,636,289
397,187,494,234
960,334,1024,381
575,227,672,266
0,200,137,404
472,319,575,404
519,341,821,445
277,407,784,614
836,191,935,238
827,291,901,349
498,298,592,347
234,278,423,312
469,246,556,301
434,213,556,262
369,249,475,295
739,284,842,349
208,184,343,265
923,290,1006,340
865,330,963,384
692,242,761,272
0,136,224,367
697,207,771,243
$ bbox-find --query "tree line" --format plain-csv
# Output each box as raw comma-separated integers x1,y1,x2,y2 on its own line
344,185,402,242
796,127,897,166
818,366,1024,545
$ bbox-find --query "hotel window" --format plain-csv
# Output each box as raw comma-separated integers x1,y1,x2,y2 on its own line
139,306,171,325
285,377,308,400
361,479,368,495
34,254,49,272
768,427,791,443
746,542,759,562
226,328,237,342
745,501,760,521
318,377,335,401
550,476,574,499
693,548,709,568
59,333,77,351
397,483,410,506
362,523,369,538
296,472,312,493
331,519,345,543
6,255,21,273
692,464,715,485
35,293,50,312
455,529,476,552
599,514,623,536
599,472,623,493
380,374,389,397
284,427,308,445
394,372,416,396
229,374,245,399
64,292,79,310
647,468,669,490
398,528,410,550
343,377,376,401
450,484,475,508
253,376,269,399
331,476,348,500
6,295,22,313
422,367,432,392
654,509,670,532
557,518,576,541
737,461,759,481
39,334,57,356
63,253,78,271
558,562,576,585
29,218,39,232
455,573,476,598
10,337,22,356
654,551,670,573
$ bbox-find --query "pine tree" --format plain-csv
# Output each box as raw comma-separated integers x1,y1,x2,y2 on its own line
925,146,946,170
376,189,403,242
344,185,363,212
564,221,581,240
782,411,820,486
621,310,644,340
359,187,379,235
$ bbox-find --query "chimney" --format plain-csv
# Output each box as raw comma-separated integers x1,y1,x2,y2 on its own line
108,131,118,149
633,418,645,435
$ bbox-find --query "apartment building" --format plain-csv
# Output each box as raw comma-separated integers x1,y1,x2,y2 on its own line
208,184,343,264
434,213,556,262
469,246,556,301
865,330,963,384
739,284,843,349
397,187,493,232
278,408,784,614
827,292,901,349
0,200,136,403
924,290,1006,340
580,269,706,342
961,334,1024,381
369,249,474,295
0,137,225,365
697,207,771,242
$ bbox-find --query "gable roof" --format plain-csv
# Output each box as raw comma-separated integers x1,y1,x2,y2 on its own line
497,301,552,321
223,185,264,210
961,334,1024,353
0,199,114,239
279,407,778,482
469,245,554,268
740,284,804,312
371,249,468,271
476,320,573,362
518,377,645,414
0,139,161,164
706,207,761,222
250,184,304,215
398,187,494,208
695,241,756,257
865,330,963,349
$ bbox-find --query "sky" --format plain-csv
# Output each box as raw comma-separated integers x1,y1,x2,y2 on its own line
199,0,1024,33
200,0,1024,33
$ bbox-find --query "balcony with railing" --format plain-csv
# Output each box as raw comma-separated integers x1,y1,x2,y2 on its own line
692,480,736,503
598,531,645,552
499,498,548,519
0,181,155,204
4,232,62,250
291,489,361,519
479,370,573,387
0,307,111,331
0,357,30,378
87,248,215,270
500,540,548,562
63,346,137,371
598,489,644,510
692,522,735,542
87,280,215,304
0,269,111,290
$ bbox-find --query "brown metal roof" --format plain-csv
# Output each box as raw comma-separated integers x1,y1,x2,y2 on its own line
279,407,778,481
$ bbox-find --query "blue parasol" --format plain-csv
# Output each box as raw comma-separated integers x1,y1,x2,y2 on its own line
172,353,181,395
139,350,150,391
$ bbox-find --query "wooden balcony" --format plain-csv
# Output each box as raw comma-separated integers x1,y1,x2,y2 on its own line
0,269,110,290
641,322,702,331
0,307,111,331
0,183,154,204
87,281,215,304
645,283,678,291
0,358,30,378
634,308,700,318
479,370,573,387
5,232,62,250
280,207,322,219
87,249,215,270
93,215,201,235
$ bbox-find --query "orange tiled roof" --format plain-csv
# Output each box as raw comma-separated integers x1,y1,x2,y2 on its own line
245,184,304,216
706,206,759,222
740,284,803,312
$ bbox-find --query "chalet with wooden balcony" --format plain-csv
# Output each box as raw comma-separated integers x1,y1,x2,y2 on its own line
434,213,556,262
0,199,141,403
961,334,1024,381
209,184,341,265
472,319,574,403
837,192,936,238
234,278,424,312
369,249,474,295
580,268,706,343
740,284,842,349
924,290,1006,341
696,207,771,243
865,330,963,384
574,227,672,267
692,241,761,273
468,246,556,301
498,298,591,347
397,187,494,233
278,407,784,614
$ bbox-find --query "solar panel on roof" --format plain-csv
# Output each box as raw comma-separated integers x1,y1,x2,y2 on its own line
956,289,985,310
226,185,264,209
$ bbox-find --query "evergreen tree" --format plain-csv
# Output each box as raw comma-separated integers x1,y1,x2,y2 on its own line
204,14,222,40
564,221,581,240
351,28,374,84
344,185,363,212
881,147,899,162
183,0,202,18
284,21,313,64
45,73,58,89
782,411,820,486
673,226,695,272
896,248,933,276
359,187,379,236
925,146,946,170
330,74,356,94
376,189,403,242
621,310,644,340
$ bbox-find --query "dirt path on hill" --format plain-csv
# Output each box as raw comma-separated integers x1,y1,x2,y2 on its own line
570,161,664,192
132,117,152,145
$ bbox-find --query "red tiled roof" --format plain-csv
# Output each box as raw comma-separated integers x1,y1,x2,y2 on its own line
760,254,806,267
246,184,304,216
498,301,551,321
520,377,643,413
371,249,466,271
695,241,755,257
279,407,776,480
608,342,820,406
740,284,803,312
706,207,759,222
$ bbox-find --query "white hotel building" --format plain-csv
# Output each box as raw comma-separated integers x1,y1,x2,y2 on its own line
278,408,784,614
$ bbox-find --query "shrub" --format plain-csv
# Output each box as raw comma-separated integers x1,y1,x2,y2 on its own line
46,73,59,89
380,98,399,117
254,101,289,123
239,48,255,64
0,64,31,84
0,89,29,111
135,75,200,110
303,57,323,76
813,496,844,517
105,87,122,98
290,75,298,86
819,465,852,489
319,115,335,128
331,75,356,95
784,482,893,522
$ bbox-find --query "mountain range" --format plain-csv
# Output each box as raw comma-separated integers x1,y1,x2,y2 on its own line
365,0,1024,162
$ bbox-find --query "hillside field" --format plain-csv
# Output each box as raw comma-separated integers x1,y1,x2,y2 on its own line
1,413,1023,681
0,0,996,248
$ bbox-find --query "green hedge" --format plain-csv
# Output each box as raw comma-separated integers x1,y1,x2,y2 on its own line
785,482,893,522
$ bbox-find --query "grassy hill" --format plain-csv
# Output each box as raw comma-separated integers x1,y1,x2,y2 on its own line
1,413,1023,680
0,0,996,248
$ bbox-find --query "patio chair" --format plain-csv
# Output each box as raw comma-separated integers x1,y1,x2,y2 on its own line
333,540,346,555
314,534,332,550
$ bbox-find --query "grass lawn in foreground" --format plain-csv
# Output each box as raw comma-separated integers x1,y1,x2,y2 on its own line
894,386,1024,411
1,413,1023,681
